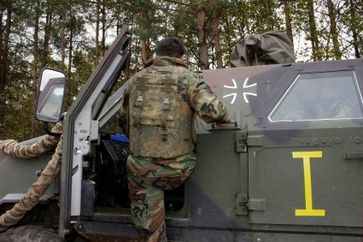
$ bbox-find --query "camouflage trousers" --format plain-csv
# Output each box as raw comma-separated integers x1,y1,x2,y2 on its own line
127,154,197,242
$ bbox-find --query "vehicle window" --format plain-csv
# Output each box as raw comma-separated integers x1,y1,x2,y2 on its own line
269,71,363,122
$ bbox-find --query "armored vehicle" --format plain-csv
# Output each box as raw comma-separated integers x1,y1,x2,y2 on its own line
0,28,363,242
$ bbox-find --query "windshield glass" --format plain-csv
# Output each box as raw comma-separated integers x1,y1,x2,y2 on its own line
269,71,363,122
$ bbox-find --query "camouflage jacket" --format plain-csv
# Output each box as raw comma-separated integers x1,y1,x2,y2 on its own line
121,56,229,159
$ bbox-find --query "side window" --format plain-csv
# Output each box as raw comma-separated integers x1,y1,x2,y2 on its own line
269,71,363,122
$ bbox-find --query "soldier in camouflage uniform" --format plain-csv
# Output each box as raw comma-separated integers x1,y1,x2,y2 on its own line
121,38,229,242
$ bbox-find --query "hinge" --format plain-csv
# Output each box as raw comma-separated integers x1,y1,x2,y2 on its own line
235,193,248,215
235,131,247,153
248,198,266,211
247,135,264,146
235,194,267,216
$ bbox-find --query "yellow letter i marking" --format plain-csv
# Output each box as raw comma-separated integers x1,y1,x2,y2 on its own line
292,151,326,217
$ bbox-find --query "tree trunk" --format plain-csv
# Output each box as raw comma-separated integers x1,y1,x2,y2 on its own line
327,0,341,59
139,9,151,66
115,2,122,35
31,1,40,136
100,0,106,56
283,1,294,48
95,0,100,64
0,6,12,90
60,13,66,66
67,29,75,93
0,9,4,92
0,9,4,125
306,0,322,61
68,28,73,89
212,8,223,68
196,7,209,70
41,1,53,67
64,27,74,110
0,4,12,124
263,0,275,31
349,0,361,58
140,38,151,65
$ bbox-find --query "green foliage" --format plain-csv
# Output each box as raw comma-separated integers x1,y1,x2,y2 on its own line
0,59,35,140
0,0,360,140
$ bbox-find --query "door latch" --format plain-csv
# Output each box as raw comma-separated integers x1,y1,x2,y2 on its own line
235,193,248,216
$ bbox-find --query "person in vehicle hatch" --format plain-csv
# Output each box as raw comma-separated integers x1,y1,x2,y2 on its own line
120,37,230,242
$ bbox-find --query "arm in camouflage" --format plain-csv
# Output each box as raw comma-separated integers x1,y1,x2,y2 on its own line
188,73,229,123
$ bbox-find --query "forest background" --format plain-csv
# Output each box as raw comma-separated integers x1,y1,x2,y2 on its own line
0,0,362,140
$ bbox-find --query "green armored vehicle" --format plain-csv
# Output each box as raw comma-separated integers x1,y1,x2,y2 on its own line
0,28,363,242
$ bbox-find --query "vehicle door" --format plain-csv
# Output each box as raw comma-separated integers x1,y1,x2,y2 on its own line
247,59,363,231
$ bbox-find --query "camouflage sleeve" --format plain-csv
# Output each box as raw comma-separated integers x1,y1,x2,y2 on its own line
187,73,230,123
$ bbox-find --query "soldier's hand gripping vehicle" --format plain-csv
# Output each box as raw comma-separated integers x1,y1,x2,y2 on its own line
0,28,363,242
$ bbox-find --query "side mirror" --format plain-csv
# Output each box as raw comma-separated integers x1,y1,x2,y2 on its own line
35,68,66,123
